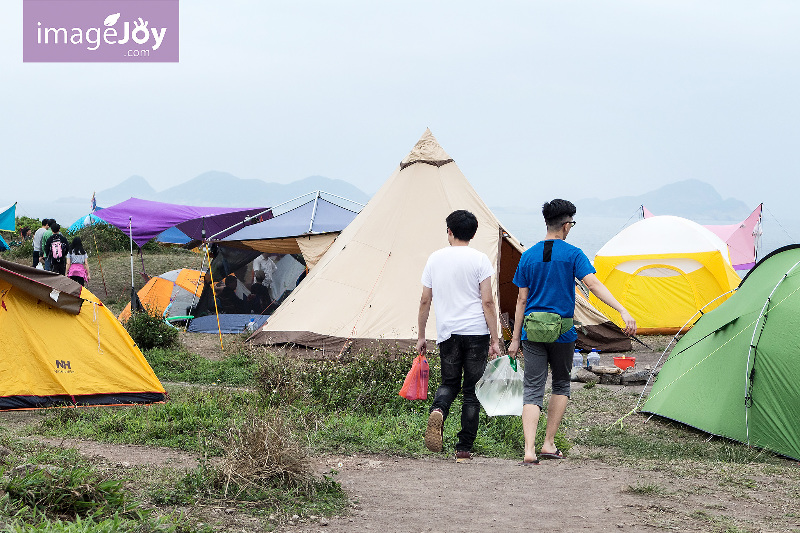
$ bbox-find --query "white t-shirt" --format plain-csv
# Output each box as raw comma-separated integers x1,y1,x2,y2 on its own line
253,255,278,284
421,246,494,344
33,227,46,253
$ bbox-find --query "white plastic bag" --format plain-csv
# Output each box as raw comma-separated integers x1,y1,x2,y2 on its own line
476,355,523,416
35,263,44,270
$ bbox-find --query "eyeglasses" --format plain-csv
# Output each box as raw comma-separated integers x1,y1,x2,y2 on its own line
565,220,576,228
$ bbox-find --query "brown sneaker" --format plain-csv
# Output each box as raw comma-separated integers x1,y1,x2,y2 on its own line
455,451,472,463
424,409,444,452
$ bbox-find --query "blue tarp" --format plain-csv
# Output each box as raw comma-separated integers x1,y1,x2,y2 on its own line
222,197,358,242
0,235,8,252
187,314,269,334
68,209,106,233
0,204,16,232
156,226,192,244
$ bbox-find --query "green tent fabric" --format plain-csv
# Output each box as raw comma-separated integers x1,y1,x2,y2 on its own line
642,244,800,460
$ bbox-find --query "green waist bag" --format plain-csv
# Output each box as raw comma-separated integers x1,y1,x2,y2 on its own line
523,312,574,343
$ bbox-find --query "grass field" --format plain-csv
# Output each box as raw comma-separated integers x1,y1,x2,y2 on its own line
2,338,796,531
0,249,798,531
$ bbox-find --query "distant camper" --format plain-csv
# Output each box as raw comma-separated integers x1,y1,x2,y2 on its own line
43,223,69,276
66,237,91,287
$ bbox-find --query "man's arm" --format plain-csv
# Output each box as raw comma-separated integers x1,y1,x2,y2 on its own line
507,287,528,359
416,286,433,355
582,273,637,336
479,277,501,360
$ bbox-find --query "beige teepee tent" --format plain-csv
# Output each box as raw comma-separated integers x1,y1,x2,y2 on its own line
249,129,630,353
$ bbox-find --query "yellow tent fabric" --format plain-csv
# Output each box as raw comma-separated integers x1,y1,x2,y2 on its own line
591,216,741,334
0,259,165,410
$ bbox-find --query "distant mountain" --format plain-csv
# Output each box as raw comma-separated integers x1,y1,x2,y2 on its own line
576,179,752,221
93,172,371,208
494,180,752,222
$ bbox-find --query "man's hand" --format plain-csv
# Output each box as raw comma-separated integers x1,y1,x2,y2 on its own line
620,310,637,336
507,339,520,360
488,339,501,361
415,338,427,356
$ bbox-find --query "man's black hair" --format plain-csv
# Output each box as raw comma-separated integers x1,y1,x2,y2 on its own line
224,275,237,288
446,210,479,242
42,219,50,226
50,222,61,233
542,199,576,231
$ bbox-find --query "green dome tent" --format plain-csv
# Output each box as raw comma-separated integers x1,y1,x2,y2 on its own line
642,244,800,460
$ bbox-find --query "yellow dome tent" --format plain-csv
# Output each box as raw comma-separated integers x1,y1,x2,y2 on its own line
591,215,741,335
0,258,165,410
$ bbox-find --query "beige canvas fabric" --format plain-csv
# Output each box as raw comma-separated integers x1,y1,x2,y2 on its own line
250,129,631,353
295,233,338,270
250,129,520,352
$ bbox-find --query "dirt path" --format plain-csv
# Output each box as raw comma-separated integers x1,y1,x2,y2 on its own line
4,410,799,532
287,454,799,533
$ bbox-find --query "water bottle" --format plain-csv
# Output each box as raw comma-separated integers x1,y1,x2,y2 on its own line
246,317,256,332
571,350,583,380
587,349,601,369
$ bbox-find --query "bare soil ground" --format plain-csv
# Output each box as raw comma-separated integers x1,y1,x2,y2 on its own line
286,453,800,533
3,333,799,532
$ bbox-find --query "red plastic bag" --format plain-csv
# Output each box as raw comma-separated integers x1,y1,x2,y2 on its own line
399,353,430,400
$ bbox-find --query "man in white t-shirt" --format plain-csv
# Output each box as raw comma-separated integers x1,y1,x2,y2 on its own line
32,218,50,267
252,253,279,288
416,210,501,462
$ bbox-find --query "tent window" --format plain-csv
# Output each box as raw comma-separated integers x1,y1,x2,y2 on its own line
635,267,684,278
617,258,703,275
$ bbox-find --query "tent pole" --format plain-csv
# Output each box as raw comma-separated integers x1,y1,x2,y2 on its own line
205,247,224,351
202,223,224,351
129,217,137,312
308,190,321,233
88,218,109,299
184,249,208,332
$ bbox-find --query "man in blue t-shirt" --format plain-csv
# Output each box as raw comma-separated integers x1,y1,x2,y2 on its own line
508,199,636,465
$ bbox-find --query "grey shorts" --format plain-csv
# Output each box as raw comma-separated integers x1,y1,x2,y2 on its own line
522,340,575,407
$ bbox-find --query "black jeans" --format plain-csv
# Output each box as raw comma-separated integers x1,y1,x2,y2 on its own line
430,334,489,452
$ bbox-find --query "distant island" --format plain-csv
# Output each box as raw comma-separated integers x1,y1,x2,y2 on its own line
493,179,754,222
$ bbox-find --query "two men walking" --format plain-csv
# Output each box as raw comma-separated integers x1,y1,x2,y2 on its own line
417,202,636,462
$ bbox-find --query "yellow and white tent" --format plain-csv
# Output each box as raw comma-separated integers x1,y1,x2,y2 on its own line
250,129,631,353
590,215,741,335
0,258,166,410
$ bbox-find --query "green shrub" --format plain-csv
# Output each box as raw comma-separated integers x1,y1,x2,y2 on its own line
0,465,130,518
256,351,436,415
124,309,179,350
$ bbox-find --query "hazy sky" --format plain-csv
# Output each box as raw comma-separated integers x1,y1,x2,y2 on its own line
2,1,798,219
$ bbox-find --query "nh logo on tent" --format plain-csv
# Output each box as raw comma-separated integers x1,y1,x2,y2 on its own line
55,360,71,370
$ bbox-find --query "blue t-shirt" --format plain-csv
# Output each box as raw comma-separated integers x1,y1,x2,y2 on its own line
513,239,595,342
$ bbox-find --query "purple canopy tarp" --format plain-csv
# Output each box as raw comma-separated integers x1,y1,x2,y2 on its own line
96,198,271,247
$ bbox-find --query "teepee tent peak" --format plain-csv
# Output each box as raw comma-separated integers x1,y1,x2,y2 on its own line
400,128,454,169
